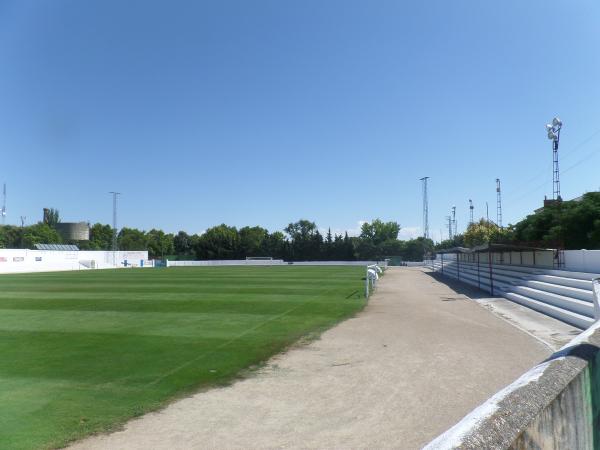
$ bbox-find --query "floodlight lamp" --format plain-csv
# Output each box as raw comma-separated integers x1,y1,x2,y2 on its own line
552,117,562,128
546,124,553,132
547,130,556,140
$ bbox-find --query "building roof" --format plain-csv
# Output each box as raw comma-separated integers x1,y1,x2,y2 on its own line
34,243,79,251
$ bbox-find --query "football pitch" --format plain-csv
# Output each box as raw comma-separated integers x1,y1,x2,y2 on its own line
0,265,365,450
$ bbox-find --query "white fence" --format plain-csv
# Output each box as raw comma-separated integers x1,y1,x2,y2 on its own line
167,259,285,267
167,259,388,268
0,249,149,274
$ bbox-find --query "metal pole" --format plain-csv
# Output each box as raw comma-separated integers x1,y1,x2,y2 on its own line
457,252,460,281
441,253,444,274
477,252,480,289
592,277,600,320
488,251,494,296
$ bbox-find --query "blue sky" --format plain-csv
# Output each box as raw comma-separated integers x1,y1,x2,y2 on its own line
1,1,599,241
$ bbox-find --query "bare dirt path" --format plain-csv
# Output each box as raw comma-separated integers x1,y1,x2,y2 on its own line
70,267,550,450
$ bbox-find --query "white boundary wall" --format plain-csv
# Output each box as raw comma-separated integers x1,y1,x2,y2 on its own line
167,260,388,268
564,250,600,273
0,249,149,274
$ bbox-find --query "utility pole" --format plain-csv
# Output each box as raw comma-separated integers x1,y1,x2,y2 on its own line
109,192,121,264
469,199,474,225
496,178,503,229
420,177,430,239
446,215,453,241
546,117,563,200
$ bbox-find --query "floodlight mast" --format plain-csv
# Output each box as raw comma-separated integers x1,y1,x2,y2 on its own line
546,117,562,200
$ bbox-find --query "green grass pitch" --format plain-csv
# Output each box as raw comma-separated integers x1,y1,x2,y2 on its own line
0,265,365,449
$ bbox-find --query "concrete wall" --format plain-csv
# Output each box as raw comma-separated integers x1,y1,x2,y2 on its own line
564,250,600,273
0,249,149,273
424,321,600,449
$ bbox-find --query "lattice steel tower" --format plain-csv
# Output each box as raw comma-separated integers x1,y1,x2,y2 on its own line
469,199,474,225
496,179,503,229
451,205,457,237
546,117,563,200
446,215,453,240
420,177,430,239
109,192,121,252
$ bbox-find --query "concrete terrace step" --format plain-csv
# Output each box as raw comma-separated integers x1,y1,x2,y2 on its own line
509,285,594,318
430,259,600,329
530,274,593,291
522,280,593,302
503,292,594,329
544,269,600,281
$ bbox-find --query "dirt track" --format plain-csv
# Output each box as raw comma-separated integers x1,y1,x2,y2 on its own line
70,267,550,449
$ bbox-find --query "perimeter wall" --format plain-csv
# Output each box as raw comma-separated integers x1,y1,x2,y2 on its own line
0,249,150,273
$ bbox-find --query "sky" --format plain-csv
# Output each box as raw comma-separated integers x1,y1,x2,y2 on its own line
1,0,599,241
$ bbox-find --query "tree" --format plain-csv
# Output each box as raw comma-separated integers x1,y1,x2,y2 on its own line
238,226,269,257
88,223,113,250
463,219,508,248
118,228,148,251
43,208,60,227
264,231,286,258
22,223,62,248
0,225,24,248
285,220,320,260
511,192,600,249
360,219,400,245
173,231,193,256
195,224,239,259
146,229,174,259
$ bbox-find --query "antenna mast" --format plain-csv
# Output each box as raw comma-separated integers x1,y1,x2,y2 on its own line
420,177,430,239
496,179,503,229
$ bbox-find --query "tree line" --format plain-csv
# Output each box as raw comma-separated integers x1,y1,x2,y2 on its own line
3,192,598,260
436,192,600,251
0,217,434,262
